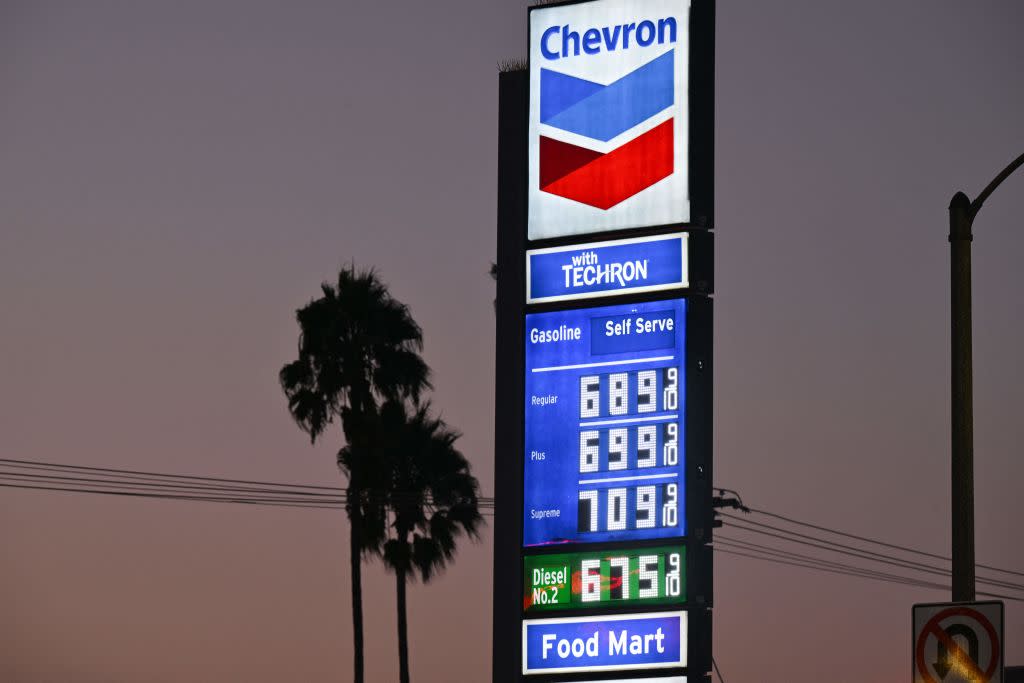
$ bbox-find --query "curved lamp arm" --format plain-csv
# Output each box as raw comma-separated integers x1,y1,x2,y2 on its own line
970,150,1024,221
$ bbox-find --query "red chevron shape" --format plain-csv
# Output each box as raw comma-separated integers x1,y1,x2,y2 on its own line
539,136,603,188
539,119,674,210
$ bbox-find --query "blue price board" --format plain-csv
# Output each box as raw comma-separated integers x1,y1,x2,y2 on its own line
524,299,686,547
522,611,687,675
527,233,688,304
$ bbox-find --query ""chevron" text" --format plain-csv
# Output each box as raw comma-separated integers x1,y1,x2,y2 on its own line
540,17,677,61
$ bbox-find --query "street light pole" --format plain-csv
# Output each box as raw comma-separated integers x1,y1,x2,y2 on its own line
948,151,1024,603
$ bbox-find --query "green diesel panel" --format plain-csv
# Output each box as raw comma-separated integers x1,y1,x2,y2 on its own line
523,546,686,613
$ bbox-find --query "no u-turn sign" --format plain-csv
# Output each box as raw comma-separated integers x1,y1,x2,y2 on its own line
913,601,1004,683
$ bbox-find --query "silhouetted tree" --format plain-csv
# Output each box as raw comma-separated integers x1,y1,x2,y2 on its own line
279,266,430,683
345,400,481,683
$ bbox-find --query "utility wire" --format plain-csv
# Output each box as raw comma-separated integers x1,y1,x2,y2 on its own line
0,470,348,499
0,481,497,515
712,655,726,683
717,536,940,584
0,473,496,508
0,482,346,508
716,547,1024,603
0,457,342,491
715,537,1023,595
721,514,1024,592
746,505,1024,578
0,461,495,506
5,457,1023,585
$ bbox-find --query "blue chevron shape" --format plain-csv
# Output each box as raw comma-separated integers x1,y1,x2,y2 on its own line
540,50,674,142
540,69,603,122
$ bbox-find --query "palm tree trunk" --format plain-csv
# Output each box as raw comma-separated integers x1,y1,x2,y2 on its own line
396,563,410,683
350,504,365,683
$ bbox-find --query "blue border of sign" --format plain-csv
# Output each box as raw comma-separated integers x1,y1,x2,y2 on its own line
522,611,687,675
527,233,689,304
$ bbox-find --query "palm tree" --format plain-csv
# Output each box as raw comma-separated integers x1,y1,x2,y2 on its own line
279,266,430,683
349,400,482,683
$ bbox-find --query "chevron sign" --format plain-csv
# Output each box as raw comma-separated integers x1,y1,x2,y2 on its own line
529,0,691,241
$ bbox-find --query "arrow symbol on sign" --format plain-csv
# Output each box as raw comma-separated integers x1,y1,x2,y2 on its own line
933,624,980,680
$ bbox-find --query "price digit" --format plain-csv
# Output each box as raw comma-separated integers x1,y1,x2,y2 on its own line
608,428,627,471
580,559,601,602
662,483,678,527
663,367,678,410
636,486,656,529
609,556,629,600
637,370,657,413
609,373,628,415
666,552,681,597
638,555,658,598
578,490,598,532
579,430,599,473
580,376,600,418
607,488,627,531
663,422,678,466
637,425,657,468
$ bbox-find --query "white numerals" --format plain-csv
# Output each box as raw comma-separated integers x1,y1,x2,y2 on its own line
662,483,678,527
579,431,599,473
608,429,627,470
578,485,680,533
666,552,682,597
581,559,602,602
663,422,678,466
636,486,656,529
577,367,680,418
609,556,630,600
579,490,598,532
637,370,657,413
580,376,600,418
606,487,627,531
637,425,656,468
638,555,659,598
609,373,628,415
663,367,678,410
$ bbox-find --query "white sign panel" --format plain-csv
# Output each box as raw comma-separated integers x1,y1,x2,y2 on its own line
529,0,691,240
913,601,1004,683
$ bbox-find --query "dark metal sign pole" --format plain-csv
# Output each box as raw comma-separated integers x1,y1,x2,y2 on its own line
948,190,974,603
948,151,1024,603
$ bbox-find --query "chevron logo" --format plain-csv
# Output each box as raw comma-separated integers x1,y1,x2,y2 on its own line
540,50,675,210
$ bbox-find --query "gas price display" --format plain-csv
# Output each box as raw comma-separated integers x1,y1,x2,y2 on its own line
524,299,686,546
524,546,685,613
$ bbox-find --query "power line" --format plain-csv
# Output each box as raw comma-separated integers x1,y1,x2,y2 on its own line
0,470,348,499
712,655,726,683
0,480,497,515
0,459,495,506
721,514,1024,592
746,505,1024,578
717,536,937,583
715,536,1016,595
715,547,1024,603
5,457,1023,588
0,457,342,491
0,482,346,508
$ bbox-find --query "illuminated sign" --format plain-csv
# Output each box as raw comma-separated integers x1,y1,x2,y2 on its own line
527,233,688,304
524,545,685,613
528,0,691,240
522,611,687,675
524,299,686,546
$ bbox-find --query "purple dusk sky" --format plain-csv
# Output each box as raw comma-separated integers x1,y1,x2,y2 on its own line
1,1,1022,681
